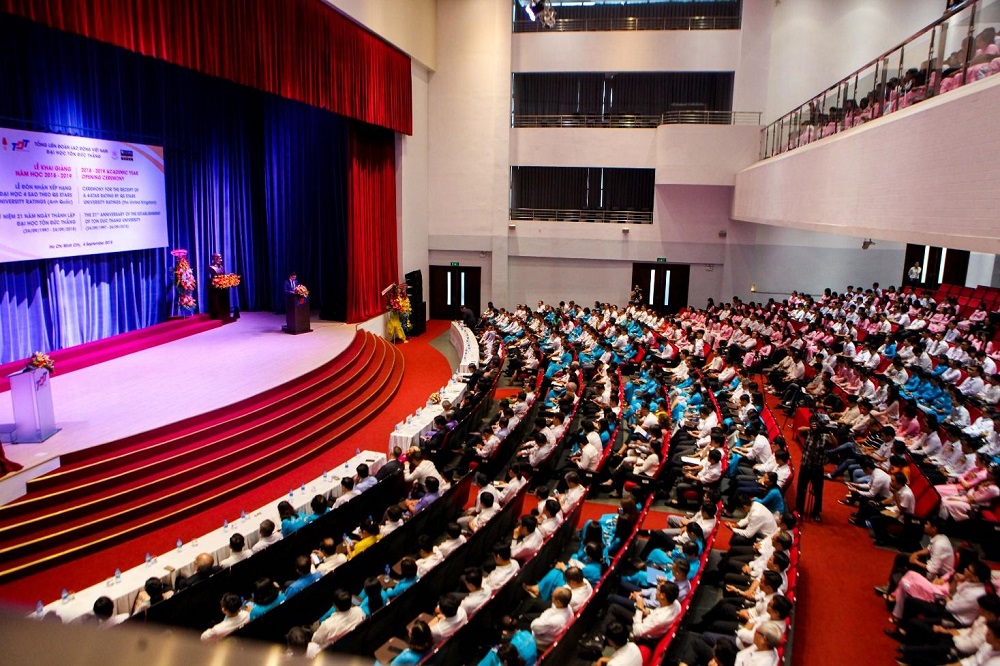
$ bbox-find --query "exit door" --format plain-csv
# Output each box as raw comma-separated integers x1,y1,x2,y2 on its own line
631,262,690,315
429,265,482,320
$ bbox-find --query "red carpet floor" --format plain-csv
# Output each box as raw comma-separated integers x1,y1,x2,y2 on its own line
762,392,899,666
0,320,454,610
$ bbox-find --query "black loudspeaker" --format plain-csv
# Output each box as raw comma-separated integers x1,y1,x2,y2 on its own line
405,269,423,305
409,300,427,336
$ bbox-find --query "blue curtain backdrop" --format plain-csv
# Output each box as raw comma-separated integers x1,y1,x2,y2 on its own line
0,14,349,364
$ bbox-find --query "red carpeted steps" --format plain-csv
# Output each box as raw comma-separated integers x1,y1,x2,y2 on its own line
0,331,403,583
0,315,223,393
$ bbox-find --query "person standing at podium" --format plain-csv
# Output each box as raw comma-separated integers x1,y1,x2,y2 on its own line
207,253,225,318
283,271,298,295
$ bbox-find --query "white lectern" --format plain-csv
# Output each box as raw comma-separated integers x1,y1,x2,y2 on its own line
9,368,59,443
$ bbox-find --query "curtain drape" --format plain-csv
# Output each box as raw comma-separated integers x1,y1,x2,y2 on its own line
510,167,654,212
0,14,355,363
513,72,735,117
346,123,398,323
0,0,412,134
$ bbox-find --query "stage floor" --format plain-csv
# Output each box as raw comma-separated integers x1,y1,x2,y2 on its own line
0,313,355,501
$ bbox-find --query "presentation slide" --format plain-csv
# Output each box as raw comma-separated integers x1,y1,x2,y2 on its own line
0,127,168,263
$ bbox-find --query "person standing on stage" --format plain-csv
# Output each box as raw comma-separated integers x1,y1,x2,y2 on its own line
283,272,299,295
208,253,225,318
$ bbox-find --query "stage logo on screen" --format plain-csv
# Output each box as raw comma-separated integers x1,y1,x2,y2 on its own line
0,127,168,264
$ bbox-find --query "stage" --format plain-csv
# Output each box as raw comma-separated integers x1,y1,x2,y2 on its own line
0,313,355,504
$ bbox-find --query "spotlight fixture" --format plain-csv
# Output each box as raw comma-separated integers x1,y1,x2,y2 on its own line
508,222,516,230
621,227,630,234
861,238,875,250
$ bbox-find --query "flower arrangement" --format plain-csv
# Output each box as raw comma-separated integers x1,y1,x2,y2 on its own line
212,273,242,289
171,249,197,312
428,392,442,405
293,283,309,305
388,284,412,332
26,351,54,374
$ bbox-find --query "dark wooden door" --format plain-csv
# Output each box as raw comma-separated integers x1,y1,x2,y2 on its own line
630,262,690,315
429,265,482,320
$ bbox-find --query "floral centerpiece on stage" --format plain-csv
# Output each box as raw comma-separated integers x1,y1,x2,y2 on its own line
212,273,242,289
26,351,54,374
293,284,309,305
171,249,197,313
386,283,411,343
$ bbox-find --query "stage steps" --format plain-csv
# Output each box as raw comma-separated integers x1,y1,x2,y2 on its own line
0,331,403,584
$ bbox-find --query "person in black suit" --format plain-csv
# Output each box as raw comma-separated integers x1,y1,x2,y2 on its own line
175,553,222,591
377,446,404,481
283,272,299,295
207,253,225,318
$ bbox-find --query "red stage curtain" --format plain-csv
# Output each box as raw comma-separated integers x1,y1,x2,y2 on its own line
0,0,412,134
346,123,398,323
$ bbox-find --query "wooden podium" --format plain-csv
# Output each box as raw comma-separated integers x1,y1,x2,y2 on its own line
8,368,59,443
283,293,312,334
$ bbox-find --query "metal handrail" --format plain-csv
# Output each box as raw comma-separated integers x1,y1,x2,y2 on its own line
760,0,987,159
509,208,653,224
512,111,761,129
512,15,741,33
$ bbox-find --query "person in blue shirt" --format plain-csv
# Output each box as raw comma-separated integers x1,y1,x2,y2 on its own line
303,494,328,524
359,557,419,606
752,472,786,515
284,555,322,598
477,616,538,666
248,577,285,620
278,500,306,536
375,619,433,665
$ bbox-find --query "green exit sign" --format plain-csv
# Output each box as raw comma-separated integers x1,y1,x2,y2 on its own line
450,261,460,267
656,257,666,263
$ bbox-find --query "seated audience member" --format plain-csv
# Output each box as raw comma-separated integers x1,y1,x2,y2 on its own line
530,587,575,650
381,505,406,537
306,588,365,658
428,593,468,642
332,478,359,508
278,500,307,536
460,567,493,618
511,515,544,562
733,621,784,666
92,596,128,628
355,463,377,492
416,534,445,577
605,579,682,643
251,519,280,553
487,543,521,589
375,619,434,665
284,555,322,598
312,536,349,574
286,626,313,658
380,557,420,605
248,578,285,620
438,522,468,556
600,621,644,666
220,533,251,567
200,593,250,642
347,519,381,559
130,577,173,615
175,553,221,591
477,615,538,666
405,476,443,515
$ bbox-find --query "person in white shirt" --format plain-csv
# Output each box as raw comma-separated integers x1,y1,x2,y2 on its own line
306,589,365,657
729,496,779,547
511,515,544,561
250,519,280,553
486,543,521,589
530,587,575,649
200,593,250,642
599,620,644,666
92,597,129,628
219,533,252,568
403,448,445,487
428,594,468,642
416,535,445,577
733,621,783,666
332,477,360,508
459,568,492,617
557,471,587,512
310,537,348,574
437,523,468,557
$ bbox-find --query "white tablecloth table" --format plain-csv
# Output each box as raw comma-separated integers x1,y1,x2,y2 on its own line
450,322,479,373
37,450,385,622
388,381,466,453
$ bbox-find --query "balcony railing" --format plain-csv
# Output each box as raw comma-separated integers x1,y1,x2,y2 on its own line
509,208,653,224
513,15,741,33
512,110,761,129
761,0,1000,160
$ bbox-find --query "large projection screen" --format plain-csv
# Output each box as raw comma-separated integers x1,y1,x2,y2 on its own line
0,128,168,263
